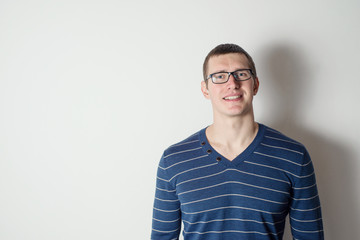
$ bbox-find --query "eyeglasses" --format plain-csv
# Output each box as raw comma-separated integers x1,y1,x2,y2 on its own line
206,69,253,84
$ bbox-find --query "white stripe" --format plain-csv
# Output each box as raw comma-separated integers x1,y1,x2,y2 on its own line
178,180,289,196
265,136,302,146
302,160,312,167
181,193,287,206
182,205,287,215
227,168,291,184
163,147,202,159
254,152,304,166
290,205,321,212
260,143,303,155
152,227,180,233
156,187,176,192
157,176,169,182
153,207,180,213
293,183,316,190
177,168,290,187
291,194,319,201
171,139,199,147
290,216,322,223
183,229,282,236
291,226,323,233
155,197,179,202
245,161,314,178
266,128,281,134
169,163,218,181
176,169,227,187
153,217,180,223
183,218,285,226
165,154,208,170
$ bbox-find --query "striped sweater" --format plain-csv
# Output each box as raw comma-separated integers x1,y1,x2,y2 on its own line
151,124,324,240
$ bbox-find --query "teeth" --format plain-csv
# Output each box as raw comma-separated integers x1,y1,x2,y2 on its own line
224,95,240,100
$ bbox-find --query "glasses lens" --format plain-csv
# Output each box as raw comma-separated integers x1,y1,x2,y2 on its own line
212,73,229,83
233,70,251,81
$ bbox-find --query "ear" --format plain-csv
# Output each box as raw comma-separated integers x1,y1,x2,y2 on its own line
253,77,259,95
201,81,210,99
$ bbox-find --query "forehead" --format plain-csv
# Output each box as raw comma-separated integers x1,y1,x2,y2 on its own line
207,53,250,73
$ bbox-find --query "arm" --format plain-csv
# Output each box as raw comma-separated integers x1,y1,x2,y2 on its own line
151,155,181,240
289,150,324,239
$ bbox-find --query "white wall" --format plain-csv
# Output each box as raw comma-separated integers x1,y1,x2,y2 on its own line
1,0,359,239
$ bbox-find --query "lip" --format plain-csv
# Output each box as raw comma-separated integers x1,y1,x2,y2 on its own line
223,93,243,101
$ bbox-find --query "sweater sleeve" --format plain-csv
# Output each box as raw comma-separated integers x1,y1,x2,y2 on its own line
151,155,181,240
289,150,324,239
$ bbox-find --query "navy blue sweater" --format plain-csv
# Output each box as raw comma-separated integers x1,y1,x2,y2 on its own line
152,124,324,240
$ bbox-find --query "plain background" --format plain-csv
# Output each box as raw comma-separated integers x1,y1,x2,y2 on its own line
1,0,359,239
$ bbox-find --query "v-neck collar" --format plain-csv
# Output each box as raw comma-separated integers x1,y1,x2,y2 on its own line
199,123,265,167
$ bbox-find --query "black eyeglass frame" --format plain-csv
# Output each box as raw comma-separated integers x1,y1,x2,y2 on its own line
206,69,254,84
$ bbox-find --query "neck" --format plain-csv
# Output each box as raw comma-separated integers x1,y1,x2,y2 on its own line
207,114,258,148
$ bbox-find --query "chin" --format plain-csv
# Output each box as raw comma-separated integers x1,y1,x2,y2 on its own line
227,107,253,117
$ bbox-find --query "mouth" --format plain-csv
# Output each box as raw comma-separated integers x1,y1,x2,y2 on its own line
223,94,242,100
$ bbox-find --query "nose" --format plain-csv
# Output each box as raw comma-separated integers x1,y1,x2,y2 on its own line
227,73,240,89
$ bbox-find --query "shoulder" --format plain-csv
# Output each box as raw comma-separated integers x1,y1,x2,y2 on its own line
260,124,307,153
162,129,203,158
158,129,206,180
256,124,311,168
256,124,313,181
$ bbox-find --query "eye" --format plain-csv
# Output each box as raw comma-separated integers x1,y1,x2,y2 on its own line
213,73,227,80
234,70,250,79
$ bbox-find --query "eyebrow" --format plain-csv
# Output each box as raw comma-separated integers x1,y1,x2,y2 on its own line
210,68,249,74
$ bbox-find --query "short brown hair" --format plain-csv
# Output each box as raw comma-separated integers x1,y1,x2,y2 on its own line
203,43,257,81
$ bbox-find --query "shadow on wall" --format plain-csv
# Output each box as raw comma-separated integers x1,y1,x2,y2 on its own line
262,44,359,240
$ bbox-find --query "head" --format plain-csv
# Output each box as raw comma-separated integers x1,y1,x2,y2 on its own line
203,43,257,85
201,44,259,119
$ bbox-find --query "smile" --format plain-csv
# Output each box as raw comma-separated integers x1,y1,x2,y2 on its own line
223,95,241,100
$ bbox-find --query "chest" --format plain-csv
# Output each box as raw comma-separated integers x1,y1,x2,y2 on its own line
209,141,250,162
175,162,292,218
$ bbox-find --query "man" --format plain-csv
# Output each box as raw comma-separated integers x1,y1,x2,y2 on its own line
151,43,324,240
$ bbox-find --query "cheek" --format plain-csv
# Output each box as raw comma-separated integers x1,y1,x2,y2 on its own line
208,88,221,99
247,82,257,94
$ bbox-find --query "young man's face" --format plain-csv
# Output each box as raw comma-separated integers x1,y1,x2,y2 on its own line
201,53,259,120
